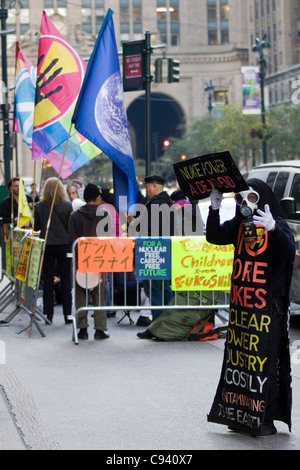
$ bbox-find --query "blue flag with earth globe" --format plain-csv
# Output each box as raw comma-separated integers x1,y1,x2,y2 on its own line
72,8,138,213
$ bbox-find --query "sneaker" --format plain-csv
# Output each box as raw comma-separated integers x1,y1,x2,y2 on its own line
94,330,110,340
106,311,116,318
78,328,88,340
137,329,155,339
136,315,151,327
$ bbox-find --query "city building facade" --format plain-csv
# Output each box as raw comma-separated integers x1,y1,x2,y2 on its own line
1,0,299,180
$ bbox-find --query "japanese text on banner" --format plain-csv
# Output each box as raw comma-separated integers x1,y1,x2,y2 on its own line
77,237,134,273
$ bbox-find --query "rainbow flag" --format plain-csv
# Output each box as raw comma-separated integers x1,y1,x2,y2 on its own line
32,11,100,178
14,43,36,149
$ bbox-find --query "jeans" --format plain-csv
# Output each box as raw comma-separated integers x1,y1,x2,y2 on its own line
142,279,174,321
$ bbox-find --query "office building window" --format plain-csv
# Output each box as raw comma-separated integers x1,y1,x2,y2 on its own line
156,0,180,46
95,0,105,32
133,0,143,39
7,0,30,48
82,0,92,34
220,0,229,44
170,0,180,45
207,0,217,45
207,0,229,45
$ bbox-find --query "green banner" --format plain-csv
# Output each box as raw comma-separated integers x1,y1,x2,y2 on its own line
171,237,234,291
27,238,44,290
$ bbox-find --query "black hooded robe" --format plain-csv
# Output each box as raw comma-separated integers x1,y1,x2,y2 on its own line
206,179,295,435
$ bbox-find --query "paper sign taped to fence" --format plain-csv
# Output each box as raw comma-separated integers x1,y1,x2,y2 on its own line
135,238,171,280
27,238,44,289
13,228,28,274
173,151,249,201
171,237,234,291
77,237,134,273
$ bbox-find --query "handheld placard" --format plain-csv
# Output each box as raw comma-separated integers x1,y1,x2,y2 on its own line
173,151,249,200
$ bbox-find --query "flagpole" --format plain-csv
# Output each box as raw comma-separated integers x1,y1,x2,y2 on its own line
29,123,73,337
31,161,36,238
10,142,15,278
10,46,18,278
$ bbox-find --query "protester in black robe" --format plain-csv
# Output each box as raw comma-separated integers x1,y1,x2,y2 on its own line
206,178,295,437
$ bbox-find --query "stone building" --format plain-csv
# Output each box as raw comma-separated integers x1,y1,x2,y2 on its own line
1,0,299,180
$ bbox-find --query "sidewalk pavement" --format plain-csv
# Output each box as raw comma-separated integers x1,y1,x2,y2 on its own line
0,301,299,451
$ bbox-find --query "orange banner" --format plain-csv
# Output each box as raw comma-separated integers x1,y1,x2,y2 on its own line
77,237,134,273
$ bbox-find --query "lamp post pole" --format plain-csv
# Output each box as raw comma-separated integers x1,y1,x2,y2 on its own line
204,80,214,116
0,0,11,183
144,31,152,177
252,36,271,164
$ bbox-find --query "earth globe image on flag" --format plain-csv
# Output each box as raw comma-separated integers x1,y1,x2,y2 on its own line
95,71,132,157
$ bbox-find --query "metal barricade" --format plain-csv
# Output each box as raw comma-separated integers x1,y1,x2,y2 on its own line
70,237,230,345
0,228,48,337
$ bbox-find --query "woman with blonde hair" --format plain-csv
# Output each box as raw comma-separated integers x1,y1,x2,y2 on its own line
35,178,73,324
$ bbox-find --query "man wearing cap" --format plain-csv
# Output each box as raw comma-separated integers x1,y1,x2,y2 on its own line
69,183,111,341
138,174,175,237
136,175,174,333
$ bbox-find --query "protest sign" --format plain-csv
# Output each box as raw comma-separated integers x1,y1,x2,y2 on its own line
171,237,234,291
135,238,171,280
15,236,32,282
208,229,272,434
27,238,44,289
173,151,249,201
77,237,134,273
12,228,28,275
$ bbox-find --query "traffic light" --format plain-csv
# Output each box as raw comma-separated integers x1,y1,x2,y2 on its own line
168,58,180,83
154,58,163,83
181,154,187,160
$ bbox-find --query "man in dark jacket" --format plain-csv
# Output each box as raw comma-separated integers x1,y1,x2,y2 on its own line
138,174,175,237
136,175,174,336
68,183,110,341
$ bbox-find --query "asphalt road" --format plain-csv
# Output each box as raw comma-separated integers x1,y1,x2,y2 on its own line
0,301,300,452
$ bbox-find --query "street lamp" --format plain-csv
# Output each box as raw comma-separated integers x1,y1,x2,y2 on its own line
252,35,271,164
204,80,214,115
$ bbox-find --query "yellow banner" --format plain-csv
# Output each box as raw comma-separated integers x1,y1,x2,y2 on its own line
171,237,234,291
15,236,32,282
18,178,31,228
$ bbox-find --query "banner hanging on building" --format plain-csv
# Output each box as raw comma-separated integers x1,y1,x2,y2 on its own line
241,66,261,115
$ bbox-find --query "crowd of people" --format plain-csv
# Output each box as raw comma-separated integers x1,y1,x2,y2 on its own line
0,173,211,340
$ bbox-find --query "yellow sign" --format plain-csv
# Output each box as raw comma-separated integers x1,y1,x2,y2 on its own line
15,236,32,282
18,178,31,228
171,237,234,291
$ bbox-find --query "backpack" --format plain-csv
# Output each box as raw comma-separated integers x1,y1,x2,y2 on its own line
188,321,227,341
